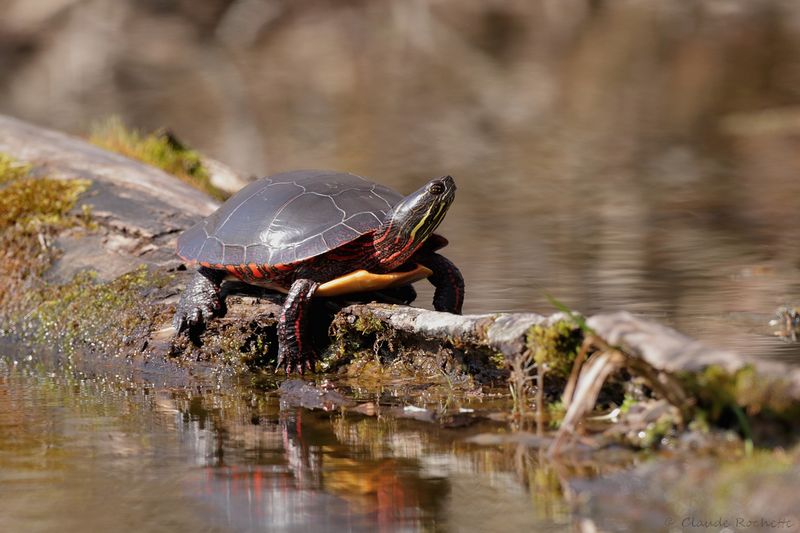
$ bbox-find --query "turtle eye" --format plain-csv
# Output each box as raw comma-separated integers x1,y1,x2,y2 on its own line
427,181,445,195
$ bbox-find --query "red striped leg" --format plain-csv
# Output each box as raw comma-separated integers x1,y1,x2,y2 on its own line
277,278,320,373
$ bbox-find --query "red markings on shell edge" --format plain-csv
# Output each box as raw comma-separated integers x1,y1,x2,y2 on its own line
275,263,292,272
200,261,211,268
248,263,264,278
225,265,241,278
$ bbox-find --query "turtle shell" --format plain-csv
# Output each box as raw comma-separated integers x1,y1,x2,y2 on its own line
177,170,403,266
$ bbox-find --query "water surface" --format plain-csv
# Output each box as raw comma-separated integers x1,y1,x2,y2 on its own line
0,358,588,532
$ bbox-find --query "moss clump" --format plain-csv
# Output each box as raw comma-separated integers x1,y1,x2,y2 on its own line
90,117,228,201
0,154,92,316
489,351,506,369
21,266,173,355
0,153,31,184
238,333,274,370
0,175,91,232
618,393,639,415
526,320,581,379
680,364,800,429
324,312,384,367
637,410,679,449
199,318,277,371
353,313,385,336
547,400,566,428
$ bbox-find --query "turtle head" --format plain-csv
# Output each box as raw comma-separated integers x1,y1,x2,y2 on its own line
374,175,456,270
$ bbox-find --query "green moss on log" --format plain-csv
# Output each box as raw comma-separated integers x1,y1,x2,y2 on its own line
328,311,385,356
324,311,385,371
0,154,92,316
0,153,31,184
679,364,800,426
526,320,581,379
325,310,498,395
0,152,173,360
19,266,173,356
0,175,91,231
182,312,277,371
90,117,228,201
353,314,385,336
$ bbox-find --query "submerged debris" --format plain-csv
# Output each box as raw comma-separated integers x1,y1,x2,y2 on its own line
770,306,800,342
279,379,356,411
570,447,800,531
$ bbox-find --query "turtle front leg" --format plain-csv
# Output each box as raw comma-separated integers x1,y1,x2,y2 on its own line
277,278,320,373
173,267,226,333
422,253,464,314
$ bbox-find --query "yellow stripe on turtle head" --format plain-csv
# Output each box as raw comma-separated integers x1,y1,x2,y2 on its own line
408,204,434,242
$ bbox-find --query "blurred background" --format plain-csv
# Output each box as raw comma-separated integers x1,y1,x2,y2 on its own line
2,0,800,358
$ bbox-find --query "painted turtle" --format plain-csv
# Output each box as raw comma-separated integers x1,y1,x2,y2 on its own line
174,170,464,372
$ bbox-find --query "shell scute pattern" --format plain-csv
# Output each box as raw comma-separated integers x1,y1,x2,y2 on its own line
177,170,403,267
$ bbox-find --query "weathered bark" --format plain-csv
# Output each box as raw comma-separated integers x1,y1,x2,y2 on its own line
334,304,568,356
2,114,800,435
0,114,216,280
588,311,800,395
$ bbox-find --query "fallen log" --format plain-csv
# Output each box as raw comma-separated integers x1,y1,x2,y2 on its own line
1,114,800,445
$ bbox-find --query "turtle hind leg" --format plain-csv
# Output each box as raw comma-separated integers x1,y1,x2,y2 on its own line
277,278,320,374
422,253,464,314
173,267,226,336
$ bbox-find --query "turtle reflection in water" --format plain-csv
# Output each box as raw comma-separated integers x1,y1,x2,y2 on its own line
174,170,464,373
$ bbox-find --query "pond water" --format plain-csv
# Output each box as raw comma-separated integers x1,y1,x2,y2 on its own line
0,358,603,532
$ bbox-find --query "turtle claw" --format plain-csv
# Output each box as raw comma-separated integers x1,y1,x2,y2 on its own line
276,348,317,375
173,269,224,335
173,300,215,333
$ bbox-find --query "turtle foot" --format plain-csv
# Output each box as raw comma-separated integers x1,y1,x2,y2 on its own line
276,347,318,375
424,253,464,315
173,270,224,334
277,278,320,374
